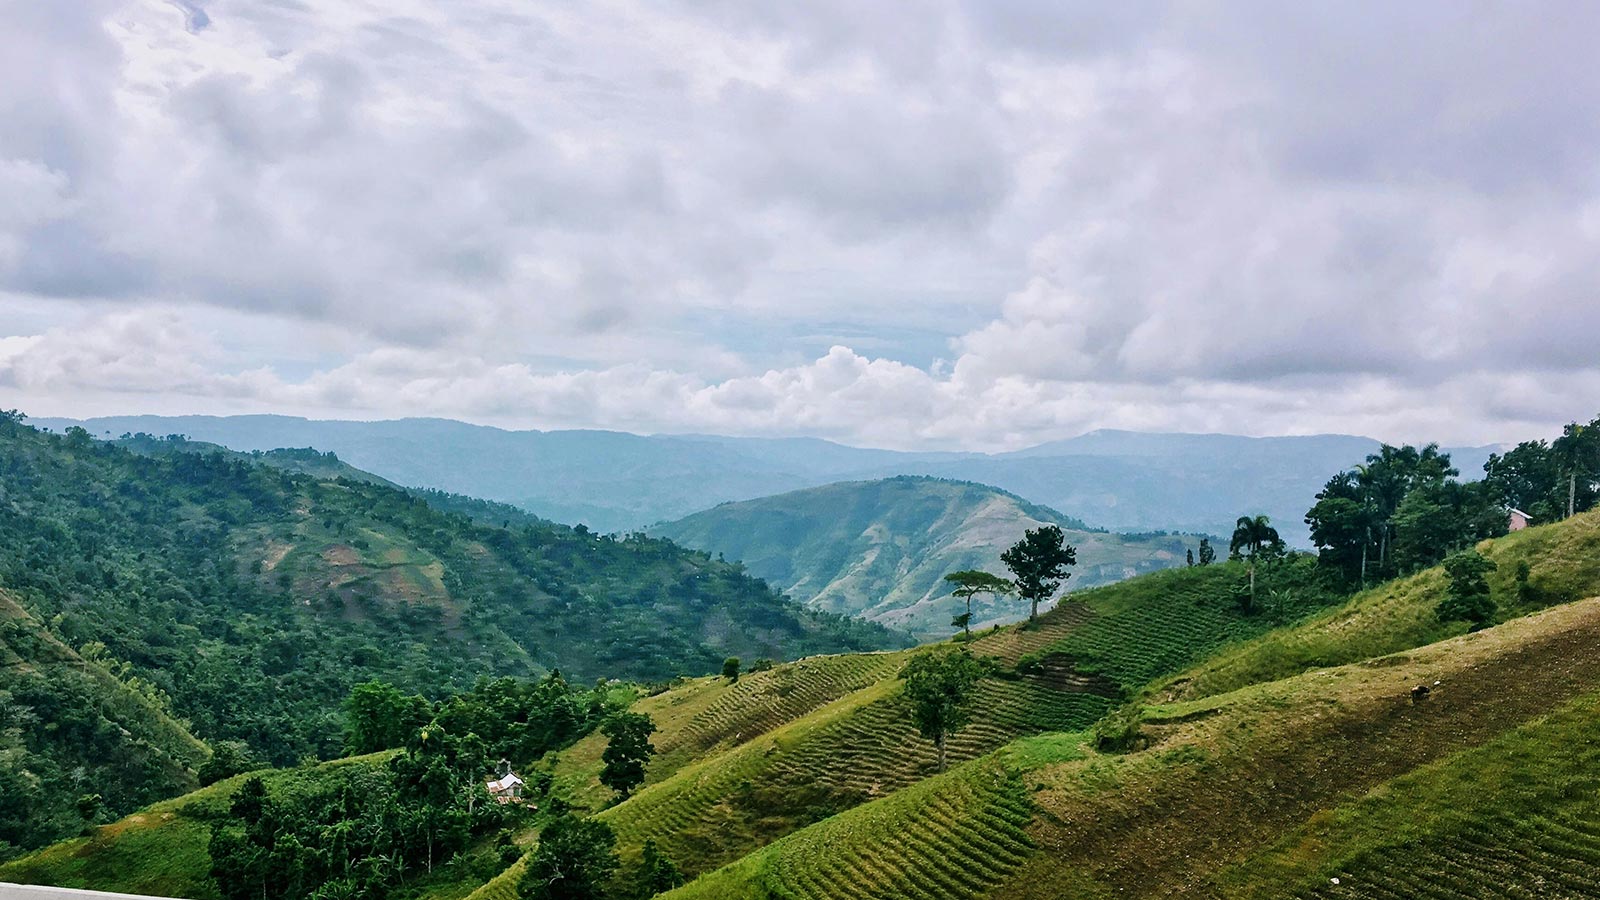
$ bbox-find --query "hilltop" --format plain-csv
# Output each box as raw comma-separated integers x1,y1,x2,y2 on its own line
35,415,1497,541
650,476,1195,636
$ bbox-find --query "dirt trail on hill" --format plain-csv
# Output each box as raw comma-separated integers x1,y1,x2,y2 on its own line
996,597,1600,900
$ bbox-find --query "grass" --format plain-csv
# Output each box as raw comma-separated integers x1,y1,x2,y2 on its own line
985,595,1600,899
1163,508,1600,703
664,736,1088,900
1217,688,1600,898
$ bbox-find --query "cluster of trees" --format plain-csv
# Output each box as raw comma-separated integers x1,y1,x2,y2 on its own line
343,673,616,763
1305,417,1599,592
1305,443,1506,587
1482,417,1599,523
209,726,529,900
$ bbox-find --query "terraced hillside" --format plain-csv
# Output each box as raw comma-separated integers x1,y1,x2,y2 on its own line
665,593,1600,900
650,476,1196,636
1164,507,1600,703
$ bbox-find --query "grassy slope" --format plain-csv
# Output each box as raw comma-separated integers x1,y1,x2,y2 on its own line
1164,508,1600,702
649,476,1195,637
0,753,392,900
654,510,1600,900
667,594,1600,900
461,563,1320,900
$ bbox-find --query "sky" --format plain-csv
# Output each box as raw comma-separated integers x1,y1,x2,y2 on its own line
2,1,1597,451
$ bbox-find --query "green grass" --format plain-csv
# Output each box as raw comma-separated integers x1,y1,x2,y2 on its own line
665,736,1084,900
1218,689,1600,898
1165,509,1600,702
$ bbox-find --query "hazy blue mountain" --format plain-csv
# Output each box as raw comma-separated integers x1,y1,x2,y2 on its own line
650,476,1195,637
36,415,1498,544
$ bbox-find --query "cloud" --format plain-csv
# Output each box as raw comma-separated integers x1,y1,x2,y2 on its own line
1,1,1597,448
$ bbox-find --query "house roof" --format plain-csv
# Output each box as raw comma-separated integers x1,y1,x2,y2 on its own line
1508,508,1533,520
487,773,524,792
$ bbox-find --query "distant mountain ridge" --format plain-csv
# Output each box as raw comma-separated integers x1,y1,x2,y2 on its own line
35,415,1500,544
648,475,1196,637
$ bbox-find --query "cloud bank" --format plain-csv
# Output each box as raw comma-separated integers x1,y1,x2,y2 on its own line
2,1,1596,449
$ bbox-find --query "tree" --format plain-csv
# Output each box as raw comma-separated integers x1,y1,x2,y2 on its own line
900,649,985,772
631,839,684,898
200,740,262,787
943,570,1014,639
1229,515,1282,612
599,712,656,800
1438,549,1498,629
721,657,740,682
1000,526,1077,626
1197,538,1216,566
1553,422,1598,519
343,681,431,755
1185,548,1195,567
518,814,618,900
76,792,102,827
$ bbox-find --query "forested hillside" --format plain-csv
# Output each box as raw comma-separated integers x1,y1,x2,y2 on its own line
651,477,1195,636
0,413,896,856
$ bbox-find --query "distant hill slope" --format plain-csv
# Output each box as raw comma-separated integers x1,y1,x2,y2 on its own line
650,476,1195,636
34,416,1500,543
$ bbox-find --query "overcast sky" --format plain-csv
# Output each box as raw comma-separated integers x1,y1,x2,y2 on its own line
2,1,1596,450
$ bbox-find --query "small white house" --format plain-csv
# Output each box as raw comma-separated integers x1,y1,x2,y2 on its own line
486,772,525,804
1508,508,1533,532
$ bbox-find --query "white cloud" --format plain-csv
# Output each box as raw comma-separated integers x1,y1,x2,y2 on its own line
1,1,1597,448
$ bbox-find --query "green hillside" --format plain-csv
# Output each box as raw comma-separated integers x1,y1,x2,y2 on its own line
12,465,1599,900
0,590,207,858
0,415,896,855
650,476,1197,636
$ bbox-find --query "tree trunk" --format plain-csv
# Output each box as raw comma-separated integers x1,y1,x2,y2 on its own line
1029,596,1038,625
964,596,973,638
936,733,947,772
1248,561,1256,611
1570,470,1578,519
1360,525,1369,587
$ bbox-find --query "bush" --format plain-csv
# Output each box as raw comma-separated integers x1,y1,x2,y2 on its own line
1092,704,1146,753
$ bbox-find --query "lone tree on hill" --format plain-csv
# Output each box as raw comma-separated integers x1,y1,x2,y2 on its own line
1197,538,1216,566
943,570,1014,639
1001,525,1077,626
1229,515,1282,612
1438,549,1497,630
599,711,657,800
901,648,986,772
722,657,741,682
518,814,618,900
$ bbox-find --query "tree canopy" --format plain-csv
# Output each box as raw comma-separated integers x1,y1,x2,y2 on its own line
1000,526,1077,625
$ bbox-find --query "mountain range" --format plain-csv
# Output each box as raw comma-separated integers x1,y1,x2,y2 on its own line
33,415,1500,544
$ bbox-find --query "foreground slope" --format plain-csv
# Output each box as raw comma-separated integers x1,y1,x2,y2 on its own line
650,476,1194,635
660,510,1600,899
669,594,1600,900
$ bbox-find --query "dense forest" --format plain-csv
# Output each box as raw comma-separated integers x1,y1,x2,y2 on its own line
0,413,897,856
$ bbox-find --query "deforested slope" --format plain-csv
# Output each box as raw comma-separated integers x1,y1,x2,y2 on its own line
650,476,1195,636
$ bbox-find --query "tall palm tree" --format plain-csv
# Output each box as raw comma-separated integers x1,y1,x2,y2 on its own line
1554,423,1589,519
1230,514,1281,612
